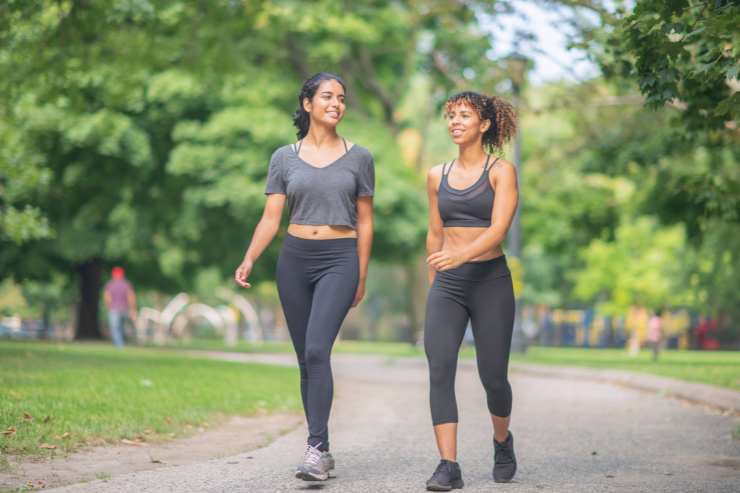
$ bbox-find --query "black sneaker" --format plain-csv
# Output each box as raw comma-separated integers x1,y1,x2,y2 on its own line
493,431,517,483
426,459,464,491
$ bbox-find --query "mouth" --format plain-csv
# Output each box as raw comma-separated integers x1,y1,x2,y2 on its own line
451,128,464,137
326,111,340,119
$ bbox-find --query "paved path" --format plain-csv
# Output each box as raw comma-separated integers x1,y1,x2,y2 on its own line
53,354,740,492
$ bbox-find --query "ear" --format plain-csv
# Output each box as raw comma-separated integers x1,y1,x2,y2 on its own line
480,118,491,133
302,96,312,113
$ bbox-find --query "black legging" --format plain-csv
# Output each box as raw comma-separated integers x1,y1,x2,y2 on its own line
276,233,359,451
424,255,515,425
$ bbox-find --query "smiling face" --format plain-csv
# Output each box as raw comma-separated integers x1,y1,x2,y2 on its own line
445,101,491,146
303,79,346,129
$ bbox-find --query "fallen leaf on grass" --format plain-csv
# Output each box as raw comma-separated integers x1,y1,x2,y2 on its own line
121,438,144,446
62,432,71,439
23,412,33,421
2,426,16,436
39,443,57,449
42,416,51,423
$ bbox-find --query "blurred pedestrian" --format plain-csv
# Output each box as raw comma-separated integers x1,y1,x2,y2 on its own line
103,266,136,348
647,309,663,362
423,91,519,490
234,73,374,482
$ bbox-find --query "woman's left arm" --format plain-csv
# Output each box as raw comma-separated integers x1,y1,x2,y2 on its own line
353,196,374,306
428,161,518,271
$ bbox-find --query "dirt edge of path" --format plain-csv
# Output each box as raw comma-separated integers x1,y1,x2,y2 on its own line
0,412,302,492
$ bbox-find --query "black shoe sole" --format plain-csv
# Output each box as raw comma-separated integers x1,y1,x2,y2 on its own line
426,479,464,491
493,463,517,483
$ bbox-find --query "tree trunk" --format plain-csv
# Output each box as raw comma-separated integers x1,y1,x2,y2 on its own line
75,258,103,340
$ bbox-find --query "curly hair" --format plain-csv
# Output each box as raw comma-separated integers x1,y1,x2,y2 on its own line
293,72,347,139
444,91,517,154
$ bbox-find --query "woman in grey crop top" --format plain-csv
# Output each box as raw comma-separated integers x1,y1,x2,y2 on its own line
234,73,374,482
423,91,520,490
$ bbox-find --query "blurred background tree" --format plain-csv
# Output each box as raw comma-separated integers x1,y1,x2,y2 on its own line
1,0,737,345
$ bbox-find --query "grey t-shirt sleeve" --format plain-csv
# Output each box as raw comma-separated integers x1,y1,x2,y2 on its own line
357,151,375,197
264,149,286,195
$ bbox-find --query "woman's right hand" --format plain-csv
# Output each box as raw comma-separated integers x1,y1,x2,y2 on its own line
234,259,254,288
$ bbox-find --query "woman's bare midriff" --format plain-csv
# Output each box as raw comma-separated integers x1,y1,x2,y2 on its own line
443,226,503,262
288,224,357,240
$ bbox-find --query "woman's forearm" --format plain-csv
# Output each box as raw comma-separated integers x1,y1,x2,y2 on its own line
243,218,280,263
427,231,444,283
357,218,373,282
458,225,507,261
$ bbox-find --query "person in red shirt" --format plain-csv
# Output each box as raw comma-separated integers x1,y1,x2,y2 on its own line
103,267,137,347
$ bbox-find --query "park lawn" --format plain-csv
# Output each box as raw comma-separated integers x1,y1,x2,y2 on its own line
0,341,301,457
158,339,739,390
510,346,740,391
154,338,426,357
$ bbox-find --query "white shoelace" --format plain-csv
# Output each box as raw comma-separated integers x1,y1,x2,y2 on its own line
303,444,322,468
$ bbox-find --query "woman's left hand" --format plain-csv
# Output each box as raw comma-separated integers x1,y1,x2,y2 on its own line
427,250,466,271
352,281,366,307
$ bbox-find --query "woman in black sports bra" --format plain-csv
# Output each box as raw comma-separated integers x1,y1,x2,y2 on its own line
423,91,519,491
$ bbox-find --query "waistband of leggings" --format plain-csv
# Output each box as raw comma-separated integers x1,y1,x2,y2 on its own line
439,255,510,281
282,233,357,252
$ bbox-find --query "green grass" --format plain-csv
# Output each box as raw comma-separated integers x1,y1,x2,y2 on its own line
510,346,740,391
157,338,739,390
0,341,301,456
152,338,427,357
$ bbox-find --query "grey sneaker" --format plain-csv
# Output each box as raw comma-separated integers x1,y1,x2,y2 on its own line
295,444,334,481
493,431,517,483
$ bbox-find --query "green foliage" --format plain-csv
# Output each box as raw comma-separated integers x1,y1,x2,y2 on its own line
603,0,739,135
574,216,690,314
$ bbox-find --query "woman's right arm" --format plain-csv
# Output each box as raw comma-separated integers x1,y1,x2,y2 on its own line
426,165,444,285
234,194,286,288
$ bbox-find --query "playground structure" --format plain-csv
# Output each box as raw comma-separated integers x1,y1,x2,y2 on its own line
134,290,266,346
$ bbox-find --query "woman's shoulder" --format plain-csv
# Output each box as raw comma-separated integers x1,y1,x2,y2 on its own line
348,142,373,161
490,156,515,172
272,143,296,158
268,144,298,166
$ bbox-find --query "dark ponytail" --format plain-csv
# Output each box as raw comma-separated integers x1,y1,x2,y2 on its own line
445,91,517,154
293,72,347,139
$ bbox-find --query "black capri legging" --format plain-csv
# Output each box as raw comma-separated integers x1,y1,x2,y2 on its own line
276,233,359,452
424,255,515,425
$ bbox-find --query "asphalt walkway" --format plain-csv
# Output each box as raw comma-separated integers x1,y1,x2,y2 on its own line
53,353,740,492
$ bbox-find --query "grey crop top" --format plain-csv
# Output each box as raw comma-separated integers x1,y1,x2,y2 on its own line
264,140,375,228
437,155,498,227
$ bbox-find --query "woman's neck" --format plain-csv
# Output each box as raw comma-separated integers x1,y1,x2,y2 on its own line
456,141,487,169
304,124,340,148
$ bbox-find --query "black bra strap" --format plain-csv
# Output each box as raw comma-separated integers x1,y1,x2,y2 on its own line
486,156,501,171
296,138,349,155
482,154,493,171
443,160,454,175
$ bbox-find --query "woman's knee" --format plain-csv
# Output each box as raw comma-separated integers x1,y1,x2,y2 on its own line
481,375,512,416
305,344,331,367
427,357,457,387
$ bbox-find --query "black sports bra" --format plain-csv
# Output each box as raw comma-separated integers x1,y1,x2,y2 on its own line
437,155,498,228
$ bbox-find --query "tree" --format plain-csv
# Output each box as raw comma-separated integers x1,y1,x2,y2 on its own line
1,0,510,341
573,216,691,314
